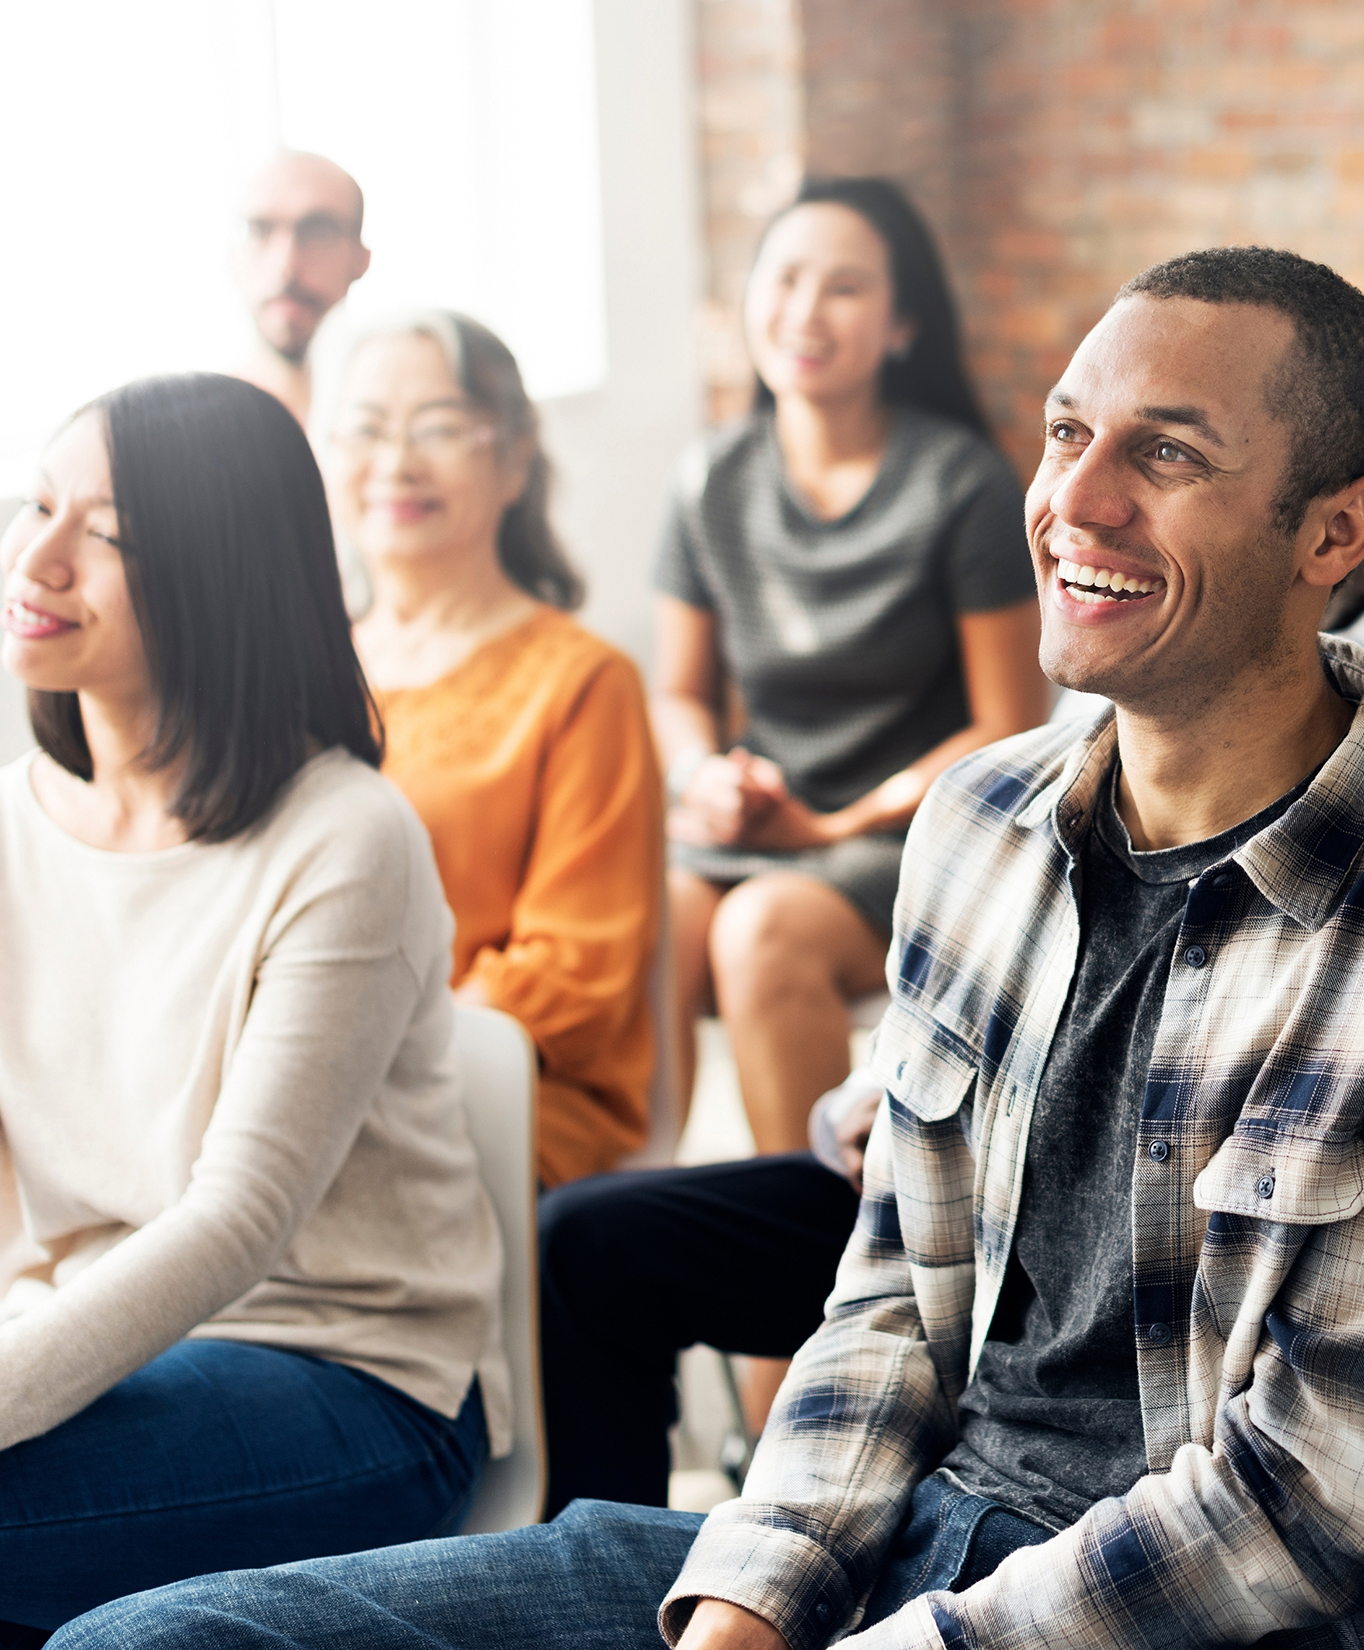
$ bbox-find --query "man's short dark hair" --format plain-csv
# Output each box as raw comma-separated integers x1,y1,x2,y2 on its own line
1117,246,1364,532
32,374,382,841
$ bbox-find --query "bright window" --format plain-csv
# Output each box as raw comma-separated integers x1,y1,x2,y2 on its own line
0,0,606,494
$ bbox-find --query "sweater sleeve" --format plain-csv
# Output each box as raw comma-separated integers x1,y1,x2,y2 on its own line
0,802,433,1451
463,653,663,1088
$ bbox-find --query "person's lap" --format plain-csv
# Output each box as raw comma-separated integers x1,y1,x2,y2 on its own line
540,1154,859,1514
49,1477,1052,1649
669,833,904,942
0,1338,487,1636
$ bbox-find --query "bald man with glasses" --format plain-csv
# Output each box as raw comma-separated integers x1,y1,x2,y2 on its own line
232,151,372,428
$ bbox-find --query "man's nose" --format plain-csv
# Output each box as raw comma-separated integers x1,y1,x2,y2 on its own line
1047,440,1135,531
265,228,303,286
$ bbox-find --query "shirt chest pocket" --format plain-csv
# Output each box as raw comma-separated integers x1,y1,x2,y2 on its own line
868,997,978,1123
1193,1128,1364,1224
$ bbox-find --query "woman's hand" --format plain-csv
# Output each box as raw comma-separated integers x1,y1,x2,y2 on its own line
668,751,782,847
736,791,847,850
671,750,859,851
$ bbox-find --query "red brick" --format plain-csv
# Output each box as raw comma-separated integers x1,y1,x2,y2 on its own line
692,0,1364,436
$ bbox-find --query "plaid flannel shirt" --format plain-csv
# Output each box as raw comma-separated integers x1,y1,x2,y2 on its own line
662,635,1364,1650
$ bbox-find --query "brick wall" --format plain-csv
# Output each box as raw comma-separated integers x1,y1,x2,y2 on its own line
695,0,1364,479
695,0,806,421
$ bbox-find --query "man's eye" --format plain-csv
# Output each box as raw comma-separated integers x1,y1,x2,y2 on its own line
1153,439,1192,463
295,220,345,248
23,499,51,517
1049,421,1082,443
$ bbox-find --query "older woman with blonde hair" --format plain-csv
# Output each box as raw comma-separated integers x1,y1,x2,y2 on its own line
329,312,662,1188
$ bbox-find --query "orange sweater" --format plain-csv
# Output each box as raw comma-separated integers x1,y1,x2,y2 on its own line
376,608,663,1187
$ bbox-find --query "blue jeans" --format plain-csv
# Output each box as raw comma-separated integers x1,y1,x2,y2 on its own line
50,1473,1051,1649
0,1339,487,1642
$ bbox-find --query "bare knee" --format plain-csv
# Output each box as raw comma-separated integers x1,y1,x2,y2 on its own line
709,875,831,1014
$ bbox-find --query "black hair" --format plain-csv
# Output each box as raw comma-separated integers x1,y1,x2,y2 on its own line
1118,247,1364,532
750,175,990,437
31,373,383,842
354,311,584,610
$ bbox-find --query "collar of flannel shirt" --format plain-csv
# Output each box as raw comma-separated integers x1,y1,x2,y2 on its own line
1018,634,1364,930
869,634,1364,1466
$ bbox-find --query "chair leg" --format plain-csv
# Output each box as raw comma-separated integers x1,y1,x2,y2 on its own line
717,1353,756,1491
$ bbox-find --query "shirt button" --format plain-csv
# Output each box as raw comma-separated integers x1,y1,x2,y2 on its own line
1184,945,1207,968
1212,872,1232,887
1148,1322,1173,1346
1256,1174,1275,1200
814,1603,832,1624
1148,1139,1170,1163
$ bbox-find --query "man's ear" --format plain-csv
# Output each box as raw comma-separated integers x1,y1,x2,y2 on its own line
1299,476,1364,589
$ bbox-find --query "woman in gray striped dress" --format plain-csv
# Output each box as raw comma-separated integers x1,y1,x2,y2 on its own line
653,176,1049,1153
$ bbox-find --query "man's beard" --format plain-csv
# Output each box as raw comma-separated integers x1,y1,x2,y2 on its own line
255,284,325,364
1039,523,1296,721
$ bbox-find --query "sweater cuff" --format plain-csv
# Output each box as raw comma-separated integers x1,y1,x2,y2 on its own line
658,1515,856,1650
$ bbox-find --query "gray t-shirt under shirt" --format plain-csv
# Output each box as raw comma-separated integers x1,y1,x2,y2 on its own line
941,764,1314,1530
653,408,1034,813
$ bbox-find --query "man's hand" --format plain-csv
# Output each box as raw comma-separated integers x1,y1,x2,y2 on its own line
675,1599,791,1650
833,1088,882,1192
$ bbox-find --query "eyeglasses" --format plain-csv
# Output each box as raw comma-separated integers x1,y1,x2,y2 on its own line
331,417,498,458
243,213,360,252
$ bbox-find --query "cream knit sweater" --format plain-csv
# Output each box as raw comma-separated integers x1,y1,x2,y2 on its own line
0,748,510,1454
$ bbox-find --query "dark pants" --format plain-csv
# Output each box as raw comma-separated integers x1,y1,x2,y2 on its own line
538,1153,860,1517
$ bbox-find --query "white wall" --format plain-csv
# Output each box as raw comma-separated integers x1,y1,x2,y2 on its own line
539,0,703,667
0,0,701,766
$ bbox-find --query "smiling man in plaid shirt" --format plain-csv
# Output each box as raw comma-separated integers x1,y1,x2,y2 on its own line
55,248,1364,1650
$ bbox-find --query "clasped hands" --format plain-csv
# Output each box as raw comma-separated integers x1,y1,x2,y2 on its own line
668,749,848,852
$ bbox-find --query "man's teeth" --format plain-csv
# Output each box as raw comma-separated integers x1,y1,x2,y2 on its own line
1056,559,1164,602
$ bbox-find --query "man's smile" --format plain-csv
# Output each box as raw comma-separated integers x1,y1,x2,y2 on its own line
1055,556,1166,605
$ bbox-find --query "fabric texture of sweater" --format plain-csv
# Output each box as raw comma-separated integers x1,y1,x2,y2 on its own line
0,747,511,1456
375,607,664,1187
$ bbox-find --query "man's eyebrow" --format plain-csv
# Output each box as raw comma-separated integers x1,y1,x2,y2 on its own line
1136,404,1227,449
1041,392,1228,450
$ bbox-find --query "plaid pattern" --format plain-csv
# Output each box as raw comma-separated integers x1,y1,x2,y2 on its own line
662,636,1364,1650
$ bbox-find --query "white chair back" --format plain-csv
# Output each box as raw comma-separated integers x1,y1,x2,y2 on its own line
453,1002,547,1533
618,878,683,1168
847,989,891,1031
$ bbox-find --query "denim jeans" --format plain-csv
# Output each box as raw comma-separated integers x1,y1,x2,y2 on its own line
0,1338,487,1643
51,1473,1051,1649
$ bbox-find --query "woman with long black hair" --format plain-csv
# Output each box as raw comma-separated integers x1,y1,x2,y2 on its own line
656,176,1049,1151
0,374,507,1641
